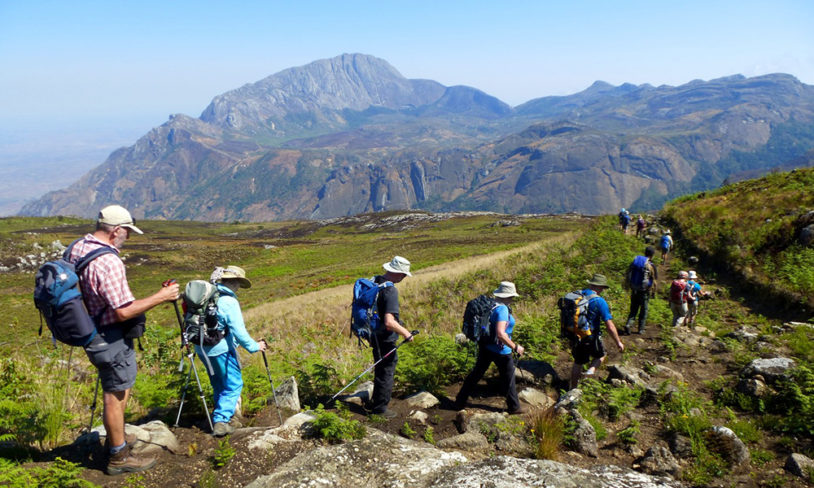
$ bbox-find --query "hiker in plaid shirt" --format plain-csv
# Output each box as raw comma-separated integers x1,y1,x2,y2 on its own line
68,205,179,476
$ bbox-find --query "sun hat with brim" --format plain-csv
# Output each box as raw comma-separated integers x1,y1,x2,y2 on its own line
220,265,252,288
586,273,610,288
383,256,412,277
493,281,520,298
678,271,689,279
98,205,143,234
688,271,697,280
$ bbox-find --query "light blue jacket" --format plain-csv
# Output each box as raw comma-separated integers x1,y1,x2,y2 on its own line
194,284,260,357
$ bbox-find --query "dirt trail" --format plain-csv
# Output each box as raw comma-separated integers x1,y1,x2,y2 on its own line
244,232,578,334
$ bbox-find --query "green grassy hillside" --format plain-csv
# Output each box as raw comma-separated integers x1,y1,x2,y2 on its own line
661,167,814,309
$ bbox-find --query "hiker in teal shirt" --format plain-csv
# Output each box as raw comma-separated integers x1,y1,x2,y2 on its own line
195,265,266,437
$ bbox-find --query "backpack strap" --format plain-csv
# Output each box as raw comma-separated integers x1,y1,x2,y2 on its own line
66,238,118,325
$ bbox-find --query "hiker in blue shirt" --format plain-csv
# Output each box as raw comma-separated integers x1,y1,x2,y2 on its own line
660,230,673,264
685,270,709,327
195,265,267,437
455,281,526,414
619,208,631,233
570,274,625,389
624,246,658,335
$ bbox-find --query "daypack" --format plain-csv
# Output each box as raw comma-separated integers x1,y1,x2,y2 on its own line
33,239,116,347
660,235,672,249
182,280,225,348
669,280,688,303
627,255,653,291
461,294,498,343
557,290,599,343
350,277,393,346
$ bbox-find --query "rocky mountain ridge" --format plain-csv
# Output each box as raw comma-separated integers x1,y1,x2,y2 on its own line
20,54,814,221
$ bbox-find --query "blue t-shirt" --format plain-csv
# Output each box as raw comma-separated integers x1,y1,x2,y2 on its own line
486,303,515,355
581,289,612,334
687,280,702,303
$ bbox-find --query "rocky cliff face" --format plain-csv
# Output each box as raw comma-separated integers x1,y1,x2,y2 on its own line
20,55,814,221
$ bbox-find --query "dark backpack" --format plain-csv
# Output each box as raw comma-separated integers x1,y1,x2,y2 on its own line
461,294,498,343
350,277,393,346
33,239,115,347
627,256,653,291
557,290,599,343
182,280,225,348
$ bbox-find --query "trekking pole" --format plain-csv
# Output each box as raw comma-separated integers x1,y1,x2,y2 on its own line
87,374,100,433
330,330,419,401
260,346,284,425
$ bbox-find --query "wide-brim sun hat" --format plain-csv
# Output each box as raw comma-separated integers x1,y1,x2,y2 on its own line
586,273,610,288
678,271,689,279
98,205,143,235
220,265,252,288
688,271,697,280
493,281,520,298
383,256,412,277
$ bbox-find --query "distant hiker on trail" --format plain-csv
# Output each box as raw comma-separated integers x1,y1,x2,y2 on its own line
659,230,673,263
570,274,624,389
684,270,709,328
67,205,179,475
669,271,690,327
195,266,267,437
367,256,415,418
455,281,526,415
623,246,658,335
618,208,631,233
636,215,647,239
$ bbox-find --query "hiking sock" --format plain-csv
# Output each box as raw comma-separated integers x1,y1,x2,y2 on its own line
109,441,127,455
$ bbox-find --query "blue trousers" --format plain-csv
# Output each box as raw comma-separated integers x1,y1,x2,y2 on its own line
198,349,243,424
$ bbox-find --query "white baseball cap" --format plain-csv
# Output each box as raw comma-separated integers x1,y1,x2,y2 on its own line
98,205,143,234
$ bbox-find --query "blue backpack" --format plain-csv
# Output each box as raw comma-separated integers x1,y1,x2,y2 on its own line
33,239,115,346
628,255,653,291
350,278,393,346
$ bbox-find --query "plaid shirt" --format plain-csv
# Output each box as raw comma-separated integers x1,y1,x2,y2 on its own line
68,234,135,327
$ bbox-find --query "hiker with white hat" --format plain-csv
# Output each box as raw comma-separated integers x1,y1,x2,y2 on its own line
684,270,709,328
455,281,527,414
66,205,180,475
659,229,673,264
368,256,415,418
197,265,267,437
570,274,625,389
669,271,690,327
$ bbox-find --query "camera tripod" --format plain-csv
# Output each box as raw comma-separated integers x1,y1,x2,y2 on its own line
172,297,214,432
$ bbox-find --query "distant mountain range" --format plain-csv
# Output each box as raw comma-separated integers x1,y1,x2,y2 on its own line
20,53,814,221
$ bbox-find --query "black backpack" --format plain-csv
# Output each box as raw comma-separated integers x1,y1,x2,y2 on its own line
33,239,115,347
461,295,499,344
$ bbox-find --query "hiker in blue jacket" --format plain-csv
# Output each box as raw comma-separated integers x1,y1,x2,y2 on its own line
685,270,709,327
455,281,527,415
624,246,658,335
195,265,266,437
570,274,624,389
660,230,673,263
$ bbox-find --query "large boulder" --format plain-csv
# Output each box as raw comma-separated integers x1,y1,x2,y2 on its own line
785,453,814,479
275,376,301,412
706,426,750,467
567,410,598,458
740,357,796,384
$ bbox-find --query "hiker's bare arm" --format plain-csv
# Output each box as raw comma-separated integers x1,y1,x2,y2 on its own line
384,312,414,341
114,283,179,322
605,319,625,352
496,321,524,355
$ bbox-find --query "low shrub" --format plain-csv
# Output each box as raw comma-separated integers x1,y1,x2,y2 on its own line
310,404,366,444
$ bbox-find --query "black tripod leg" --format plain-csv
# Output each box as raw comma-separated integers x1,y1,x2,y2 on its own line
174,357,193,428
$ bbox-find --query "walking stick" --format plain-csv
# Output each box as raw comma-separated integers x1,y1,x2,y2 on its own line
330,330,419,401
87,374,100,433
261,348,284,425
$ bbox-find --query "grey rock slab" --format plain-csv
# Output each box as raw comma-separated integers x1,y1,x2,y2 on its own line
518,387,555,408
741,357,796,383
785,453,814,478
404,391,440,409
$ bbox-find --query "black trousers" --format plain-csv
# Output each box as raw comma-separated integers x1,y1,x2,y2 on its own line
626,289,650,330
370,338,398,413
456,343,520,412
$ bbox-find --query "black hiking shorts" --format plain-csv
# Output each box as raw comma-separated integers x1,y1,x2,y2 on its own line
572,334,605,365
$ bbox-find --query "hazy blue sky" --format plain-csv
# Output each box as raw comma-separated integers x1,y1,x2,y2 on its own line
0,1,812,213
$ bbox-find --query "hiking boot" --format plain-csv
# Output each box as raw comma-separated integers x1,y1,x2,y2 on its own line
106,444,156,476
228,417,243,429
636,328,646,334
622,325,631,335
212,422,235,437
371,409,397,419
508,406,528,415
